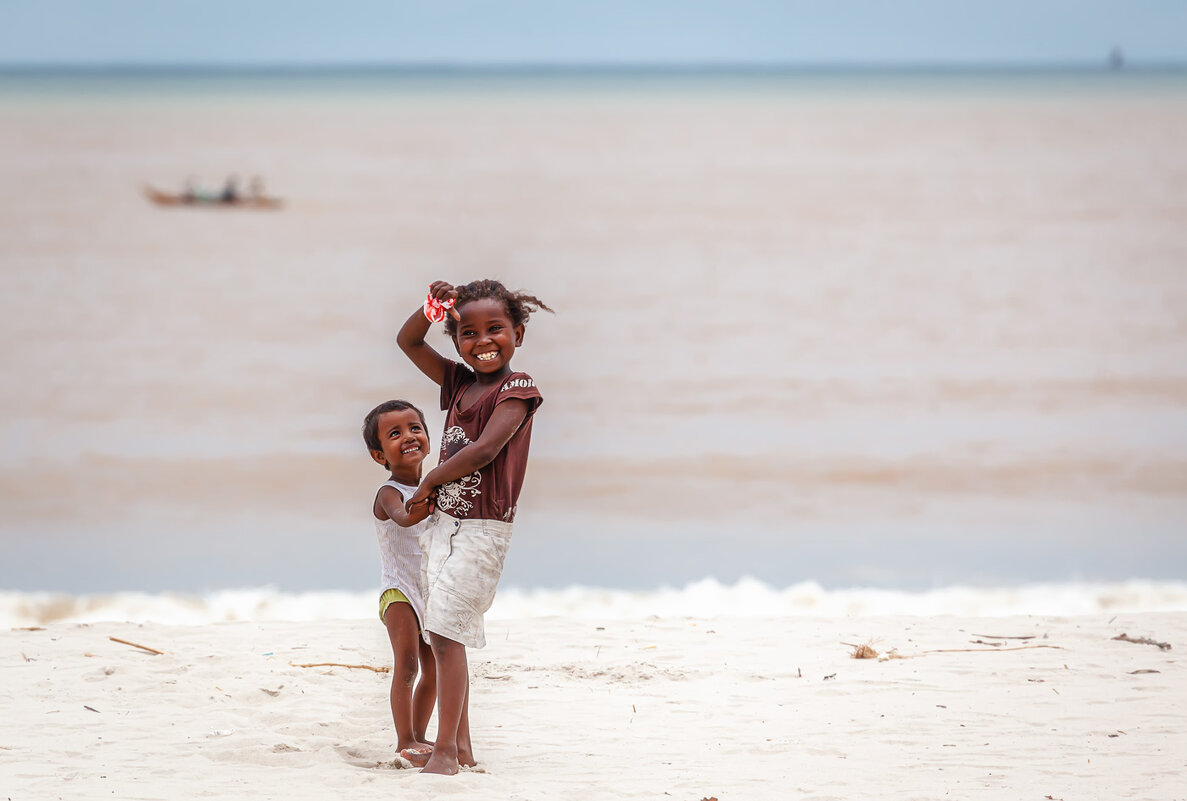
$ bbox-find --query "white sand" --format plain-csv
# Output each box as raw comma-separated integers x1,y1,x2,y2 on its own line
3,613,1184,800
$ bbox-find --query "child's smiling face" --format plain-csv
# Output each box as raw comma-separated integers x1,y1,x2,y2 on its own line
452,298,524,376
369,408,429,477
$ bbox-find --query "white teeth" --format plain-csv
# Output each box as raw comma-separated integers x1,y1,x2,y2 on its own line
476,352,497,361
401,446,420,454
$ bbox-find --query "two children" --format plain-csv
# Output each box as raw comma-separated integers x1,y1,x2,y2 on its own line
365,278,551,775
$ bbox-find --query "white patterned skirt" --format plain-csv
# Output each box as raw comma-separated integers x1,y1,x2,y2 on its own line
418,510,513,649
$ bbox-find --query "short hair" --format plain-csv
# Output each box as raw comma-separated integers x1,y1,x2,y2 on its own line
443,279,554,338
362,400,428,455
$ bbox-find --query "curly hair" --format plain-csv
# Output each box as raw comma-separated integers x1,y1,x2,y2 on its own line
443,279,554,338
362,399,428,458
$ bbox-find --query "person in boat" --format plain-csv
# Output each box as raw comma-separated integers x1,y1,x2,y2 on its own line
220,175,240,204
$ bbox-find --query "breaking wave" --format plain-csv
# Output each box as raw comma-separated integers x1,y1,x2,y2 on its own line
3,577,1186,627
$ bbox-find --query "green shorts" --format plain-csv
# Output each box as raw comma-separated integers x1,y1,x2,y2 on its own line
378,587,411,622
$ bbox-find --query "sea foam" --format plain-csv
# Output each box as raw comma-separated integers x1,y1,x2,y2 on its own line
3,578,1185,627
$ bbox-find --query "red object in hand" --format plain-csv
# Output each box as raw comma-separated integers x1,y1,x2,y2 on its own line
423,292,456,323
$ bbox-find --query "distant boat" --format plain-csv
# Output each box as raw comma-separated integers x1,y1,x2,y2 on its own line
1109,47,1125,71
142,185,284,210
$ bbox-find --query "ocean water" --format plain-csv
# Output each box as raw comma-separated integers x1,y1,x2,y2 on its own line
1,69,1185,616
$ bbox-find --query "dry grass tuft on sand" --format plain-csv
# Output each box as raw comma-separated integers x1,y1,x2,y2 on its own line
843,638,880,659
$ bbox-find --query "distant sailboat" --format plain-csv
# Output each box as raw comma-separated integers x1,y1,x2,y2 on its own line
1109,46,1125,71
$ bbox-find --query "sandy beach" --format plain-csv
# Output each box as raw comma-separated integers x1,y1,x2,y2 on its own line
3,612,1183,799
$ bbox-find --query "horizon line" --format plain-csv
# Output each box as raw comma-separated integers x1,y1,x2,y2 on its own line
2,59,1186,75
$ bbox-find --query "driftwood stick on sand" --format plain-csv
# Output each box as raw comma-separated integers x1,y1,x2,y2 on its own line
924,645,1065,654
290,661,390,673
1112,633,1172,651
109,636,165,655
970,633,1036,640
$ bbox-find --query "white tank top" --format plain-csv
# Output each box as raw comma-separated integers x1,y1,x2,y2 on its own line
374,480,427,630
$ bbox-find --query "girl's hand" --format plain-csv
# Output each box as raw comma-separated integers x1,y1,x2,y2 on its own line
405,483,436,513
403,496,435,524
428,281,461,321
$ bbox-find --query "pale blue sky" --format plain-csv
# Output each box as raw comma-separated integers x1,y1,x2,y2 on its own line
1,0,1184,66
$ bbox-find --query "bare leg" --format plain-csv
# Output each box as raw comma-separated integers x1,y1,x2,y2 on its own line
412,636,437,744
383,603,432,753
421,632,468,775
456,678,476,767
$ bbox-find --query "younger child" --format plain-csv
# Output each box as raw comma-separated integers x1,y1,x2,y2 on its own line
362,399,437,762
397,279,552,775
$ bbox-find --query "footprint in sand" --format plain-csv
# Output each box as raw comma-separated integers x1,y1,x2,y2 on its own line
333,744,413,771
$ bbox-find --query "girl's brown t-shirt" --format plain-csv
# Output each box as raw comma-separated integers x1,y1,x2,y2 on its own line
435,361,543,523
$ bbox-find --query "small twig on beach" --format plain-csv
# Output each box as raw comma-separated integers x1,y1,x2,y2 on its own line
923,645,1065,654
109,636,165,655
12,626,45,631
290,661,389,673
1112,633,1171,651
868,644,1057,661
970,633,1035,640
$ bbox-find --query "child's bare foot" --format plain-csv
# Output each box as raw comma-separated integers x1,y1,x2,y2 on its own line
399,743,433,768
456,729,475,767
420,749,459,775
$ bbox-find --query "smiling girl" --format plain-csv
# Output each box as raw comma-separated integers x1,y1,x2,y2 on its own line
396,279,553,775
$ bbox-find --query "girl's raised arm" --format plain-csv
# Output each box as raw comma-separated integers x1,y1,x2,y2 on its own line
396,281,460,387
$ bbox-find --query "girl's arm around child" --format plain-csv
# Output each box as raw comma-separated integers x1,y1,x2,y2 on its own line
403,400,530,512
